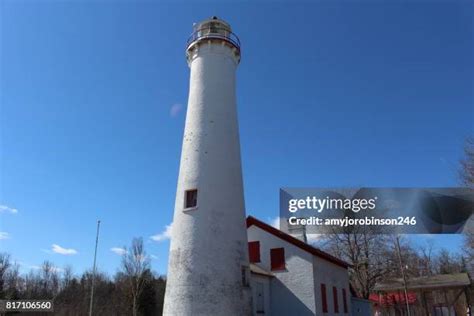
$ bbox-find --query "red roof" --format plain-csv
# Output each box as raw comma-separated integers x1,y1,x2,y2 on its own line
369,292,417,306
246,216,350,269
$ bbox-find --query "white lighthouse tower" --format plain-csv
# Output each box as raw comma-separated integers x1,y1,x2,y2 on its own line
163,17,252,316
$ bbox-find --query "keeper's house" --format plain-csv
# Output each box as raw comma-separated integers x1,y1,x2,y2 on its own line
247,216,369,316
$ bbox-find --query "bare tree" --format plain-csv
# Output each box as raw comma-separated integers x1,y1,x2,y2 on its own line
418,239,435,276
322,224,392,299
121,237,150,316
0,252,171,315
40,261,60,298
459,137,474,274
62,265,74,290
436,249,464,274
5,261,20,299
459,137,474,189
0,253,11,298
465,217,474,267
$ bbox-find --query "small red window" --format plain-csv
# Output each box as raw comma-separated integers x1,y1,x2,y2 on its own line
333,286,339,313
321,284,328,313
248,241,260,263
342,288,348,313
270,248,285,271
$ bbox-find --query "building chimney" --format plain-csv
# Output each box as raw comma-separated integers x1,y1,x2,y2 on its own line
288,223,308,243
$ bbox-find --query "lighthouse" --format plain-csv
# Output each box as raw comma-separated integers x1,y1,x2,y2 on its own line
163,17,252,315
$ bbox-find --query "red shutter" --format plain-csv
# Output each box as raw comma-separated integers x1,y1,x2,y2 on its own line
321,284,328,313
270,248,285,270
248,241,260,263
333,286,339,313
342,288,348,313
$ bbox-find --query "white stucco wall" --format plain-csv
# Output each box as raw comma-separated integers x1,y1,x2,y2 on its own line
247,225,317,315
248,224,351,316
250,274,271,315
163,23,251,315
313,256,351,315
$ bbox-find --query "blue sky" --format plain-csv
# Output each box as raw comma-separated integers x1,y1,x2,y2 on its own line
1,1,472,276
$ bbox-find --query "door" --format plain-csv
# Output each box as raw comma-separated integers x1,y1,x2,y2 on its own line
256,282,265,314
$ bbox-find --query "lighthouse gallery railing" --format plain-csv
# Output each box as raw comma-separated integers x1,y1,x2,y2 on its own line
186,27,241,53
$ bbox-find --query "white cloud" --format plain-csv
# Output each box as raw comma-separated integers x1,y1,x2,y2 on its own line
169,103,183,117
0,232,10,240
307,234,324,243
150,254,158,260
51,244,78,255
0,205,18,214
268,216,281,229
110,247,127,256
151,223,173,242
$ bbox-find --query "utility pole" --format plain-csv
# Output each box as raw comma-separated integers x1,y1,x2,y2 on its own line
89,220,101,316
395,235,411,316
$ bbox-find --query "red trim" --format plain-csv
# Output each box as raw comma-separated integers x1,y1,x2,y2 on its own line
248,241,261,263
369,292,417,306
321,283,328,313
246,216,350,268
342,288,348,313
333,286,339,313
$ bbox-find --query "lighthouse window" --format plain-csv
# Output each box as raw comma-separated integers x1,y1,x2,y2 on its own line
184,189,198,209
208,22,219,33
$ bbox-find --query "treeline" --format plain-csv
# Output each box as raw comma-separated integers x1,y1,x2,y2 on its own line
322,231,471,299
0,238,166,316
